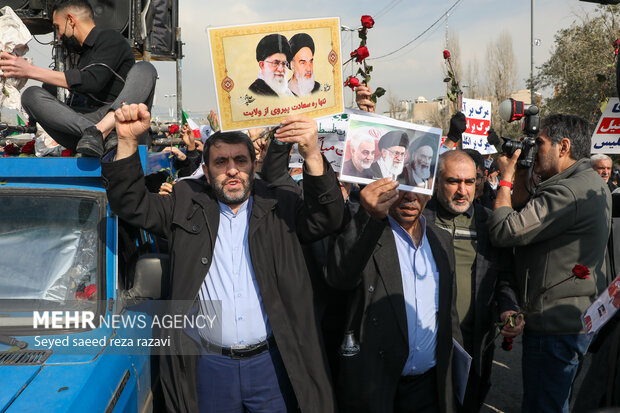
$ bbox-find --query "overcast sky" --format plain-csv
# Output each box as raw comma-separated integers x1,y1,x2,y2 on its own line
3,0,604,123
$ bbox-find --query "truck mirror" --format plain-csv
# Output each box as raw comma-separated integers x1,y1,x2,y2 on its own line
129,254,170,299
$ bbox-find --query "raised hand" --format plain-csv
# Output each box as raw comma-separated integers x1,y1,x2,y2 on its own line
274,115,323,175
355,84,376,113
114,103,150,159
360,178,399,220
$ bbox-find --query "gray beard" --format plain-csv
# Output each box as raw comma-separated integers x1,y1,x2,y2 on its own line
415,164,431,180
258,69,291,96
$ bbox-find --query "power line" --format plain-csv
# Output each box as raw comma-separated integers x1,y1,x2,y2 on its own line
373,0,403,21
368,0,463,61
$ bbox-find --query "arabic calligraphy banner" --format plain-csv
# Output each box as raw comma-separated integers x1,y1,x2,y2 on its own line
461,98,496,155
592,98,620,154
339,114,443,196
289,113,347,170
208,18,344,131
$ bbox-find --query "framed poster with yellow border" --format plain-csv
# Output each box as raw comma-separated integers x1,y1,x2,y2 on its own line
208,17,343,131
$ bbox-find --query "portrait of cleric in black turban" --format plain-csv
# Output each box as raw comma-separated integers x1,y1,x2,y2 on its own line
288,33,321,97
249,34,294,97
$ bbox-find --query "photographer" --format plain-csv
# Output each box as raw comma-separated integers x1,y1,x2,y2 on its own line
487,114,611,413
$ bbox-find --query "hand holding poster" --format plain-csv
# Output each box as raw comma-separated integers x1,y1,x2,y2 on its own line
339,114,442,195
289,113,347,170
208,18,344,131
591,97,620,153
461,98,496,154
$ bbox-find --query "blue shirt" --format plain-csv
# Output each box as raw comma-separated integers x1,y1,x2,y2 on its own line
388,215,439,376
198,197,272,347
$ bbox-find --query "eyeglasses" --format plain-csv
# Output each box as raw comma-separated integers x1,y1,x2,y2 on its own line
264,60,288,68
386,149,406,159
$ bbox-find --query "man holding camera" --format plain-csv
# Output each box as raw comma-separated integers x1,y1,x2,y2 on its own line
487,114,611,413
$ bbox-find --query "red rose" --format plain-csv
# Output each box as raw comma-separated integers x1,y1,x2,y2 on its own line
443,50,451,59
572,264,590,279
168,124,179,134
344,76,360,90
350,46,369,62
21,140,35,154
3,143,19,155
361,15,375,29
61,148,74,157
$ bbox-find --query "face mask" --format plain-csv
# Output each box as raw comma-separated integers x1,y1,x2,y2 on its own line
60,19,82,53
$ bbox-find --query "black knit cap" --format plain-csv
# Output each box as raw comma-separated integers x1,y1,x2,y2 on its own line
256,34,292,62
378,131,409,150
289,33,315,58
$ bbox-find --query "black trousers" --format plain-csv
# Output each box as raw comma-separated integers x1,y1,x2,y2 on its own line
395,367,440,413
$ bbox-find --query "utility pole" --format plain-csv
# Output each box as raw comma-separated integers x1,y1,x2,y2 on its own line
531,0,535,105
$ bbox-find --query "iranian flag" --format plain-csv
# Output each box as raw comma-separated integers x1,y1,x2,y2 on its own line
182,110,201,138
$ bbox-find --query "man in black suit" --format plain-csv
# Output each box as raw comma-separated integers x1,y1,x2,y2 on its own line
327,178,462,413
249,34,293,97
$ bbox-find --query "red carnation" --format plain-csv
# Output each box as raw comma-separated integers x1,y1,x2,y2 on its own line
21,140,35,154
350,46,369,63
344,76,360,90
443,50,451,59
3,143,19,155
572,264,590,279
361,15,375,29
61,148,74,157
168,124,179,134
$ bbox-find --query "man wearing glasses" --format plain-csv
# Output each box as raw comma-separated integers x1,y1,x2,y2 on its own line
370,130,409,180
249,34,294,97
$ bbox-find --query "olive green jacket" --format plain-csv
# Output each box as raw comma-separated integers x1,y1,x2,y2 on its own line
488,159,611,334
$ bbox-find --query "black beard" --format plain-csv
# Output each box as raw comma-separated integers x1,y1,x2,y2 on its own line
209,172,254,205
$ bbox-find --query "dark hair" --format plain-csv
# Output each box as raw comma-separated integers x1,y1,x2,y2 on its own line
462,149,485,172
541,114,591,160
202,131,256,166
52,0,94,19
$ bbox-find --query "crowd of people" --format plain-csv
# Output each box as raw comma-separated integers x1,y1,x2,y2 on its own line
1,1,620,413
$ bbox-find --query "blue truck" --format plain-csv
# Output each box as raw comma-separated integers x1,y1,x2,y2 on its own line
0,149,168,412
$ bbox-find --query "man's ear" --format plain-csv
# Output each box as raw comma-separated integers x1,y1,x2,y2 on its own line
559,138,571,158
258,61,265,71
202,164,210,184
65,11,76,26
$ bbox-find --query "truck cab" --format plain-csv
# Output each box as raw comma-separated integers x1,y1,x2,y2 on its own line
0,148,166,412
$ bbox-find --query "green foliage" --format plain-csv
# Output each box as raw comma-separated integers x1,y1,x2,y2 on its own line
533,6,620,121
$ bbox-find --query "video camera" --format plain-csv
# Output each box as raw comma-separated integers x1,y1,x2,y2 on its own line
498,98,540,169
